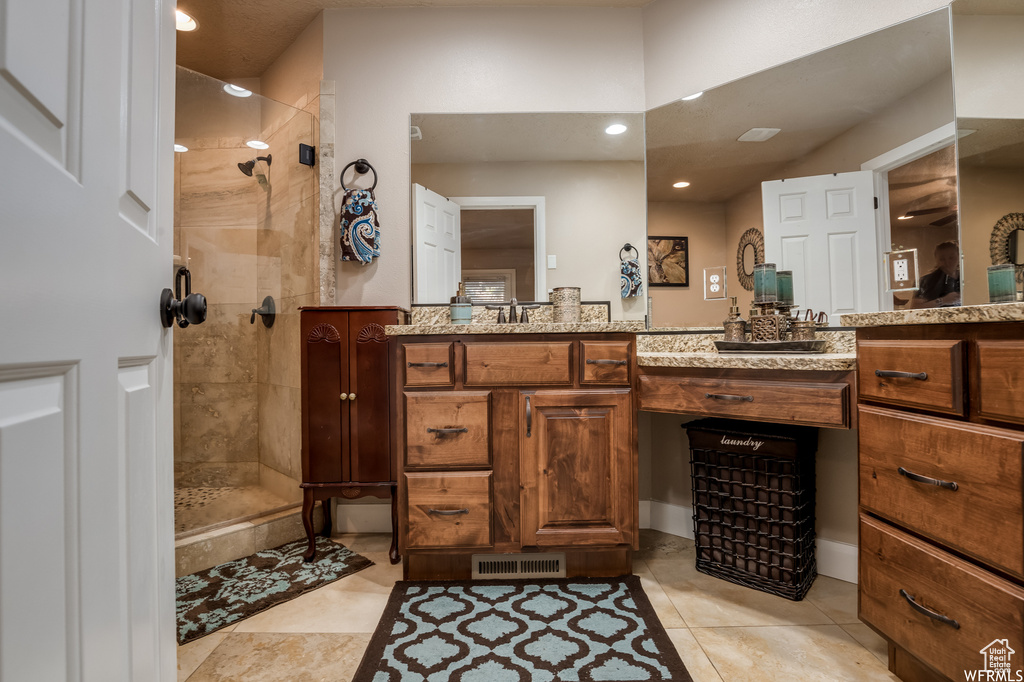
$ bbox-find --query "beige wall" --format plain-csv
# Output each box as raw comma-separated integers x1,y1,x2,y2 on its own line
952,15,1024,119
960,166,1024,305
260,14,324,111
412,160,647,320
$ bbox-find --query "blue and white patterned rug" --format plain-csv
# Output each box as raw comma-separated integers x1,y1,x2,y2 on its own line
353,576,692,682
175,536,373,645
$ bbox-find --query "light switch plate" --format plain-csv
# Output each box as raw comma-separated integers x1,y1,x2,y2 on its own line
884,249,919,293
547,255,557,269
703,266,727,300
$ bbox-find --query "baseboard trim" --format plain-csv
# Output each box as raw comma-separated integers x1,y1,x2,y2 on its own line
644,500,857,584
331,502,393,534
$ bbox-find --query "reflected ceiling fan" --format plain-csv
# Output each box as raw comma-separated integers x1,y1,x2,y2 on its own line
901,205,959,227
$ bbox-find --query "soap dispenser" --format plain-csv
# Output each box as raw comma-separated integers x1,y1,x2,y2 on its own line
723,296,746,342
450,282,472,324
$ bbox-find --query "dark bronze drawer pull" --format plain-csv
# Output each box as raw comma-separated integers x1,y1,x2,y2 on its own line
898,466,958,491
426,427,468,435
899,589,960,629
427,508,469,516
704,393,754,402
875,369,927,380
526,396,532,438
408,361,448,368
586,359,627,366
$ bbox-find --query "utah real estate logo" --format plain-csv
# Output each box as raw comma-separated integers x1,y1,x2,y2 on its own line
965,639,1023,681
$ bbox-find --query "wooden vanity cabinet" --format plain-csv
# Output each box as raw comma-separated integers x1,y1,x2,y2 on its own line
299,306,409,563
394,334,638,580
855,321,1024,681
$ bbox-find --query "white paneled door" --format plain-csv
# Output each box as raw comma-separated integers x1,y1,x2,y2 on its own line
762,171,879,319
413,183,461,302
0,0,177,679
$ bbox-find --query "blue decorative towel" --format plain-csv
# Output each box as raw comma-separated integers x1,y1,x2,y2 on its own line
340,189,380,264
621,248,643,298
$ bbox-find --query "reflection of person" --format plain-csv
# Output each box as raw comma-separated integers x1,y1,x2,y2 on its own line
910,241,961,308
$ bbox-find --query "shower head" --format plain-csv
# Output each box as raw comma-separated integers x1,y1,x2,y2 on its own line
237,154,272,177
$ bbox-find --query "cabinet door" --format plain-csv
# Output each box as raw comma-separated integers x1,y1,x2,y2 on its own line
521,390,634,547
302,314,347,482
347,309,396,482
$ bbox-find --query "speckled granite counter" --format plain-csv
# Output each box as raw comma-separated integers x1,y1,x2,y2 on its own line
637,351,857,371
384,321,646,335
841,302,1024,327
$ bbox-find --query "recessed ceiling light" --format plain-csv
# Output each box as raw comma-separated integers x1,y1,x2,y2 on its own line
681,91,704,101
174,144,188,153
737,127,781,142
175,10,197,32
673,181,691,188
246,140,269,150
605,124,627,135
223,84,252,98
897,215,912,220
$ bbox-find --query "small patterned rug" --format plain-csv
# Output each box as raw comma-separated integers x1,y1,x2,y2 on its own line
353,575,692,682
175,536,373,645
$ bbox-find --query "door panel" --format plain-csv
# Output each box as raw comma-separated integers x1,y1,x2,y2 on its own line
348,310,394,482
303,319,345,482
413,183,461,302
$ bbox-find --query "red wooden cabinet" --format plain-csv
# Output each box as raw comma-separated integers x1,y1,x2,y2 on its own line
300,306,407,562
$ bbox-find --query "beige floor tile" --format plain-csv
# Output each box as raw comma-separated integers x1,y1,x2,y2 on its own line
691,624,899,682
177,627,235,682
637,528,697,562
333,532,394,554
230,576,391,634
840,622,889,665
805,574,859,624
646,557,833,628
635,558,687,629
665,628,723,682
185,632,370,682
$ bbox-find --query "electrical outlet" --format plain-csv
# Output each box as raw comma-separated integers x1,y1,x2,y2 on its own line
894,258,909,282
703,266,728,300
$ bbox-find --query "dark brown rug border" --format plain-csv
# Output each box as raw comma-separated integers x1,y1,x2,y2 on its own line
353,574,693,682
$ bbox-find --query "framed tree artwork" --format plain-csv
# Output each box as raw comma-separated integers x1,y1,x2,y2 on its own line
648,236,689,286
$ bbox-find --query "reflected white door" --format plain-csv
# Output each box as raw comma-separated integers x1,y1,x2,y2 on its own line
413,183,461,302
0,0,177,679
762,171,878,318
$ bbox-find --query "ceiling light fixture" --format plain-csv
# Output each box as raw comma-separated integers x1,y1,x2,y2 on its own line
673,181,691,188
246,140,269,150
681,91,704,101
605,124,627,135
175,10,197,32
737,127,781,142
174,144,188,153
223,84,252,98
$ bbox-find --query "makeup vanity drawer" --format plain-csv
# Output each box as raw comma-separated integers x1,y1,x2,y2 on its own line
637,375,849,428
857,339,965,415
464,342,573,386
580,341,631,385
405,471,492,549
404,343,454,386
976,340,1024,426
859,514,1024,682
859,405,1024,578
404,391,491,468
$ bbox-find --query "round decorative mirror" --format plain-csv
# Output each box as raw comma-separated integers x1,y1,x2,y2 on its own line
1010,228,1024,265
736,228,765,291
989,213,1024,283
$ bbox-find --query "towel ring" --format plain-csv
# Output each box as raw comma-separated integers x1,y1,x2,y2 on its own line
619,243,639,261
340,158,378,191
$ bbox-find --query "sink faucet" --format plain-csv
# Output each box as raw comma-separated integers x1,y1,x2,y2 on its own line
484,298,540,323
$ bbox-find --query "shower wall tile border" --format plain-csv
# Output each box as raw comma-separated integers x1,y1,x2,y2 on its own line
318,80,337,306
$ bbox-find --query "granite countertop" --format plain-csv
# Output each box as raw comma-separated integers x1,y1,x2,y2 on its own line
840,302,1024,327
637,351,857,371
384,321,646,336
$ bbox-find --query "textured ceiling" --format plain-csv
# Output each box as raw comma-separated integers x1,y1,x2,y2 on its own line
176,0,649,79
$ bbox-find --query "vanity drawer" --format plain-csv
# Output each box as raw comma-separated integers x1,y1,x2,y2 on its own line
581,341,631,385
464,342,572,386
404,343,454,386
637,375,849,428
405,391,490,468
405,471,492,549
857,339,965,415
859,405,1024,578
976,340,1024,426
859,514,1024,682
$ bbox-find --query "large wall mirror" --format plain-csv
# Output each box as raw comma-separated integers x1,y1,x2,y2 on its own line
410,112,647,322
645,8,957,327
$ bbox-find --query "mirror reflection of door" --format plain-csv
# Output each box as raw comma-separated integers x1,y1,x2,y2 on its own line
412,183,462,303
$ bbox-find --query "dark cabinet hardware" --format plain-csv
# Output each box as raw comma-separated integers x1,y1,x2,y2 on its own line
426,427,468,434
875,369,928,380
704,393,754,402
526,395,532,437
897,466,958,491
428,508,469,516
587,359,628,366
408,361,448,368
251,295,275,327
899,589,960,629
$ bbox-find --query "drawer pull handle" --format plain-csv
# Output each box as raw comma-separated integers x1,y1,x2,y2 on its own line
898,466,958,491
899,589,960,629
875,370,927,380
428,508,469,516
408,361,449,368
586,359,627,366
526,396,532,438
704,393,754,402
426,427,468,435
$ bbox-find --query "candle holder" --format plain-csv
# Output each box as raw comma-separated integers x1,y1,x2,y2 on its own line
753,263,778,304
988,264,1017,304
